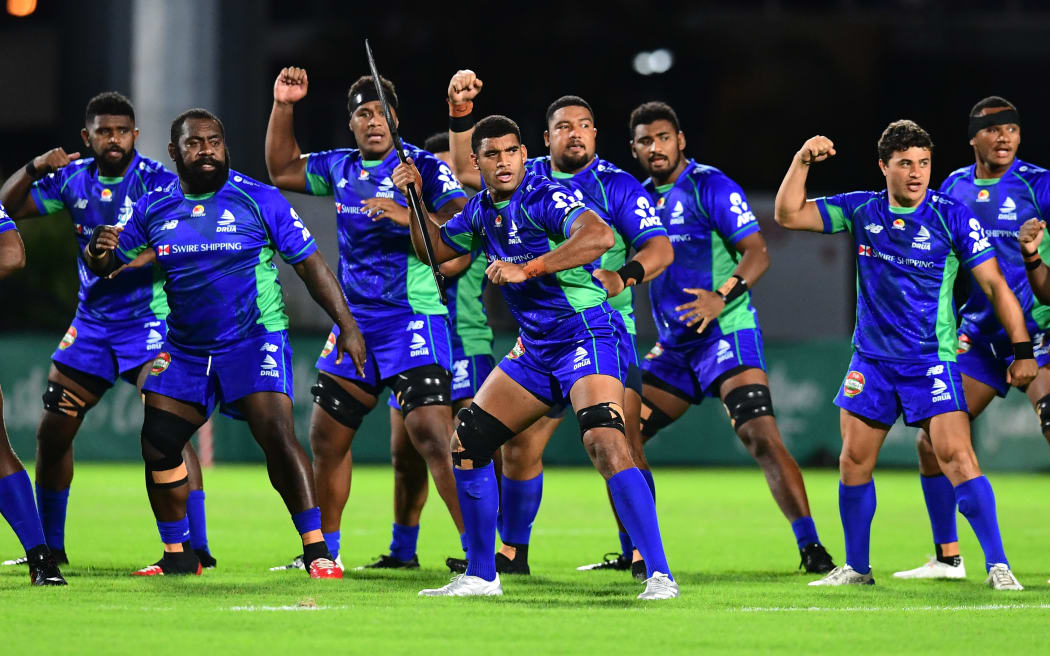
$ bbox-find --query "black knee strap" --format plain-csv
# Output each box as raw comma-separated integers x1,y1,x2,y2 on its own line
53,360,112,397
41,381,91,418
723,384,774,429
576,402,625,437
1036,394,1050,432
640,397,674,438
391,364,451,416
141,406,197,487
311,373,369,429
452,403,513,468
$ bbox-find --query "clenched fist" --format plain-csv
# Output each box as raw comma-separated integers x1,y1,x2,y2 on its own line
274,66,309,105
797,135,836,165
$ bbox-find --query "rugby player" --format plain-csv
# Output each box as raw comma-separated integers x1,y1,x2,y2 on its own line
443,71,674,578
84,109,363,578
0,92,215,568
628,101,835,573
398,114,678,599
894,97,1050,580
0,202,66,585
775,120,1031,589
265,68,468,570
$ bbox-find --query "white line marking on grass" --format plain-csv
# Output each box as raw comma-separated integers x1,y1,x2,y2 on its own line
738,604,1050,613
227,605,349,612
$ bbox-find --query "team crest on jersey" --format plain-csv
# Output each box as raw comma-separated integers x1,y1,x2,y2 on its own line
320,332,336,358
506,337,526,360
149,352,171,376
100,188,113,202
656,196,666,210
956,333,972,355
843,370,865,397
998,196,1017,221
891,218,905,230
494,215,503,227
58,326,77,350
645,342,664,360
409,332,430,357
911,225,931,251
216,209,237,232
976,189,991,203
669,201,685,225
260,353,279,377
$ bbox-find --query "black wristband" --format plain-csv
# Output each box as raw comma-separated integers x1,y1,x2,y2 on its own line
1013,341,1035,360
449,113,474,133
616,260,645,286
1026,257,1043,271
717,275,748,303
25,159,45,180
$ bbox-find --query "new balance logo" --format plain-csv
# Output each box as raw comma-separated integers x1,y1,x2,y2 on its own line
925,364,944,376
409,332,430,357
260,342,279,353
73,198,88,210
931,377,950,402
260,354,280,377
161,220,179,231
216,209,237,232
864,223,883,234
573,346,592,370
337,178,348,188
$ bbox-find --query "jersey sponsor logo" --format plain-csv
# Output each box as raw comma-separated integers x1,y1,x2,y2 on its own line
645,342,664,360
956,333,972,354
656,196,666,210
290,208,312,241
968,218,991,253
216,209,237,232
573,346,592,370
146,329,163,351
911,225,932,251
976,189,991,203
1036,331,1050,358
925,364,944,376
260,353,280,377
506,337,526,360
716,339,735,363
409,332,430,357
930,377,950,402
669,234,691,243
858,244,872,257
891,218,905,230
191,204,205,218
669,201,685,225
358,169,370,180
161,220,179,231
320,332,336,358
998,196,1017,221
233,175,243,183
728,192,756,227
634,196,661,229
58,325,77,350
452,358,470,390
843,370,865,397
73,198,88,210
864,223,883,234
437,164,463,194
337,178,348,188
551,189,585,217
494,214,503,227
100,188,113,203
157,244,171,256
74,224,91,236
149,351,171,376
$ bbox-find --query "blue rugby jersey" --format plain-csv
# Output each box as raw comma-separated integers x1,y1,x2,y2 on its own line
0,202,15,234
816,189,996,362
114,172,316,351
446,251,493,356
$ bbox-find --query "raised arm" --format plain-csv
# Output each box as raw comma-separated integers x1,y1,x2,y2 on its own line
0,147,81,218
0,230,26,278
265,67,310,192
1019,218,1050,304
447,70,483,190
292,250,366,375
970,257,1036,387
773,135,836,232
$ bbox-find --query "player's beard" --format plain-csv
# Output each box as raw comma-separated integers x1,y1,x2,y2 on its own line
554,141,592,173
176,148,231,195
95,146,134,178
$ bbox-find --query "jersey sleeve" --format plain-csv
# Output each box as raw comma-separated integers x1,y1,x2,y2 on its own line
0,203,16,234
526,182,589,239
114,197,151,264
260,191,318,264
1029,170,1050,221
607,173,667,249
702,174,760,245
439,206,479,255
815,191,867,234
30,169,67,215
947,203,996,269
416,151,468,211
303,149,346,197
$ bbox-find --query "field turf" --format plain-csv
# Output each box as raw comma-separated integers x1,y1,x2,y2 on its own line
1,464,1048,653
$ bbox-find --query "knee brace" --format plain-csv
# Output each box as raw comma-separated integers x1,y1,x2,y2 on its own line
391,364,451,416
311,373,370,429
41,381,90,418
452,403,513,468
576,402,625,437
1036,394,1050,433
723,384,774,429
640,397,674,438
141,406,197,488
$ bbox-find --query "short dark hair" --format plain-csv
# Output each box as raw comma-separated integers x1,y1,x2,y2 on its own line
170,108,225,145
85,91,135,125
471,115,521,153
545,95,594,127
969,95,1016,117
347,75,398,114
629,101,680,136
877,120,933,163
424,131,449,154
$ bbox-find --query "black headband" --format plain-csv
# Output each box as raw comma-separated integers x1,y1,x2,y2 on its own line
968,109,1021,139
348,86,396,114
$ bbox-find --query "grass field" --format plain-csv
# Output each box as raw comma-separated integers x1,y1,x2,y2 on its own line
1,464,1048,654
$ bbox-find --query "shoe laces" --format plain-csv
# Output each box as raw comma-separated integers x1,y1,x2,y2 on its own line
988,565,1015,587
311,557,338,570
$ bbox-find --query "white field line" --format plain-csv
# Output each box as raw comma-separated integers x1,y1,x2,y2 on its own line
738,604,1050,613
227,605,350,611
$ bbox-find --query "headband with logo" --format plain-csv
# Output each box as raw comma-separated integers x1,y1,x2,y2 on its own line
348,85,396,114
968,109,1021,139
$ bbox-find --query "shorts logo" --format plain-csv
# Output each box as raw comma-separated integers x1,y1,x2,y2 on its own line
146,329,163,351
260,354,280,378
1036,332,1050,358
216,209,237,232
452,359,470,390
645,342,664,360
931,377,951,402
100,188,113,203
925,364,944,376
892,218,905,230
409,332,430,357
260,342,278,353
58,326,77,350
150,352,171,376
911,225,931,251
191,204,205,218
976,189,990,203
998,196,1017,220
507,338,525,360
320,332,336,358
573,346,592,370
843,370,865,397
716,339,735,364
406,320,424,330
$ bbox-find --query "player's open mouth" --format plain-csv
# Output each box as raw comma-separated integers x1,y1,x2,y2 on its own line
995,148,1011,157
495,171,514,183
649,156,668,166
906,182,922,192
367,132,385,142
196,161,217,171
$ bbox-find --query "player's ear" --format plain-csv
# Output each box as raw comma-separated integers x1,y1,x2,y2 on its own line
520,144,528,161
132,127,140,143
81,128,90,148
877,158,888,177
677,131,686,152
470,152,479,171
543,130,550,148
167,142,177,163
629,140,638,159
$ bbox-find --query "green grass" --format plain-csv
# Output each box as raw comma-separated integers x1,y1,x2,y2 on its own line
1,465,1048,654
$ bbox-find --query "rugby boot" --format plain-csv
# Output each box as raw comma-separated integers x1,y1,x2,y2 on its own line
799,542,836,574
133,544,202,576
27,546,67,586
419,573,502,597
357,553,420,570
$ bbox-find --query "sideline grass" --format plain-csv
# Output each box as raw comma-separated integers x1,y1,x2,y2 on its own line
1,465,1047,653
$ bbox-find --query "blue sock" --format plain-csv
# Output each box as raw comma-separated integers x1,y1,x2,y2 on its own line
920,474,958,545
186,489,208,551
618,531,634,559
322,530,341,561
608,467,671,579
791,517,820,550
498,473,543,545
389,523,419,561
955,476,1008,570
291,507,321,535
156,517,190,545
0,470,46,551
639,468,656,500
839,480,876,575
454,464,498,582
36,485,70,551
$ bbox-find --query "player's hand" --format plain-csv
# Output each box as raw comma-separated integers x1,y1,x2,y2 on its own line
273,66,308,105
107,247,156,278
593,268,625,297
676,287,725,333
33,147,81,176
448,70,483,104
1019,218,1045,257
362,197,410,226
486,260,526,285
335,320,367,377
88,224,122,257
391,159,423,197
797,136,836,165
1006,357,1037,388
